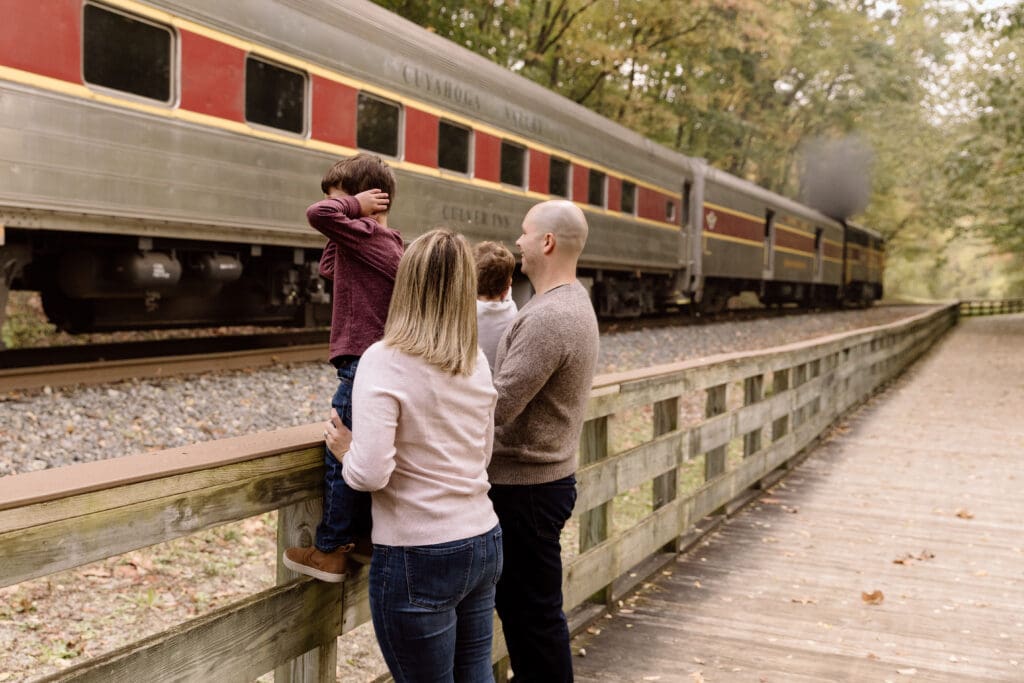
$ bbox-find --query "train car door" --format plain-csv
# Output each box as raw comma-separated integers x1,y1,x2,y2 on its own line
813,227,824,282
679,179,693,279
683,172,705,300
762,209,776,282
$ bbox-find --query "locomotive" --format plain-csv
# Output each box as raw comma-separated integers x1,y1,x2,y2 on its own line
0,0,883,334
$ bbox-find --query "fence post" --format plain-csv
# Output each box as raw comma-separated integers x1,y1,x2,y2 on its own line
579,416,612,605
704,384,727,480
275,497,340,683
652,397,680,552
771,368,790,443
742,375,764,458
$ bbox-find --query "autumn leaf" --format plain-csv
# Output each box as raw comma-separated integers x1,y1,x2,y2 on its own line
861,590,885,605
955,509,974,519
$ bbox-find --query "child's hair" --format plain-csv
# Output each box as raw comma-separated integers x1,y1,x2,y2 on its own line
384,229,478,375
473,241,515,299
320,153,397,208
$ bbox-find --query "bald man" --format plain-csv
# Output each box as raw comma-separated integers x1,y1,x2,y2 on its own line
488,200,600,682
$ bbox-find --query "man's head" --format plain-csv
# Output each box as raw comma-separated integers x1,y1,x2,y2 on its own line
321,154,396,210
473,241,516,301
515,200,588,290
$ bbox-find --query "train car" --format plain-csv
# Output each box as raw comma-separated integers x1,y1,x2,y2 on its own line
0,0,882,335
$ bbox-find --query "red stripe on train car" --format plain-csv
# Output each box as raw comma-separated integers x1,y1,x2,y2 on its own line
606,176,622,213
529,150,549,194
311,75,357,149
474,131,500,183
180,30,244,122
824,243,843,260
775,229,815,253
572,164,589,204
0,0,80,83
704,207,762,242
404,107,438,167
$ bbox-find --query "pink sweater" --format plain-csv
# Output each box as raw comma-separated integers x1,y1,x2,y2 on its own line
342,342,499,546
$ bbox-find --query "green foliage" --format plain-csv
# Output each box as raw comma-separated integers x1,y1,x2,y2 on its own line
372,0,1024,298
1,295,57,348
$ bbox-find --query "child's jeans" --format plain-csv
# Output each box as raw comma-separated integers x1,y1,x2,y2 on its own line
315,357,372,552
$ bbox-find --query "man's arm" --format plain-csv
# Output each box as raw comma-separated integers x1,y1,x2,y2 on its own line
492,316,563,426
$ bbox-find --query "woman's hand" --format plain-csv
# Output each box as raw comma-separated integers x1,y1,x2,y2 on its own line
324,408,352,460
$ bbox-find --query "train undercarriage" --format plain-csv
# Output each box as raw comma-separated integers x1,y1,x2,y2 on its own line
1,230,332,337
1,229,880,340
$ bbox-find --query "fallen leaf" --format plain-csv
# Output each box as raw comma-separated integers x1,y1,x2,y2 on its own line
955,509,974,520
862,590,885,605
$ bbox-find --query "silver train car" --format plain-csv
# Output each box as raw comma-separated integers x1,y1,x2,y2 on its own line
0,0,883,333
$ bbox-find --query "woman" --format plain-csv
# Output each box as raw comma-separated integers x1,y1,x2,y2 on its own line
325,228,502,682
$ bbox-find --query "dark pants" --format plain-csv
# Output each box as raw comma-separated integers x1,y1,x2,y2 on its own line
489,475,577,683
315,358,372,552
369,525,503,682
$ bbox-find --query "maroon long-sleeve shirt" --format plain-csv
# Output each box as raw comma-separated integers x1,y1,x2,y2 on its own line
307,196,404,362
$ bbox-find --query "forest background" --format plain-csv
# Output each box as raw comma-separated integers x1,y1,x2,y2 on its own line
373,0,1024,299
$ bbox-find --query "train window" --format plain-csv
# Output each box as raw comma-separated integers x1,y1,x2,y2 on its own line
666,200,677,222
83,4,173,103
357,92,401,156
438,120,471,173
245,56,306,134
621,181,637,214
549,157,571,197
588,170,606,207
500,141,526,187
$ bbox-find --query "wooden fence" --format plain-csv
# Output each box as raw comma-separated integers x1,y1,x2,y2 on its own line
959,298,1024,316
0,304,958,682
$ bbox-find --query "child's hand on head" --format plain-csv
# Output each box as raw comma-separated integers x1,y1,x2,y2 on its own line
355,188,389,216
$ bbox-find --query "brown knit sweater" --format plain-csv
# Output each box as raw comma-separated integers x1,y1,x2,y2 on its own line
489,281,599,485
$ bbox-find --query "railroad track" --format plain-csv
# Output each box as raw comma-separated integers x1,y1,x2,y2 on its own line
0,331,329,393
2,303,910,393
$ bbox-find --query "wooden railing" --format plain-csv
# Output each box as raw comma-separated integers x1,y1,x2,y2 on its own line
959,298,1024,316
0,304,958,682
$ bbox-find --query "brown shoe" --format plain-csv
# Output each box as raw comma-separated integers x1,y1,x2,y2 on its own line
282,543,355,583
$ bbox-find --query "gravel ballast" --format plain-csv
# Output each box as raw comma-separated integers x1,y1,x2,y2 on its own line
0,306,933,477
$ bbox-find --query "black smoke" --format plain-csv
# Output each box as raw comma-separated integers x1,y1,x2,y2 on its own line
798,135,874,220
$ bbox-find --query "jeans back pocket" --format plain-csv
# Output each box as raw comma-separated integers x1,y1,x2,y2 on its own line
404,541,474,611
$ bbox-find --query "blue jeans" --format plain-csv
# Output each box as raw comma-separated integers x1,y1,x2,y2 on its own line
369,525,503,682
315,358,372,552
489,475,577,683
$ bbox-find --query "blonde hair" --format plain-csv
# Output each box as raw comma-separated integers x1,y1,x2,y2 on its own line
384,229,478,375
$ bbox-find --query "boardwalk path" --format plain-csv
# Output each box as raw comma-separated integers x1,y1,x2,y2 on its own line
572,314,1024,682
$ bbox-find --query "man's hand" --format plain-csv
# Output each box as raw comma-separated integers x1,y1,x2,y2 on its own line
354,189,390,217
